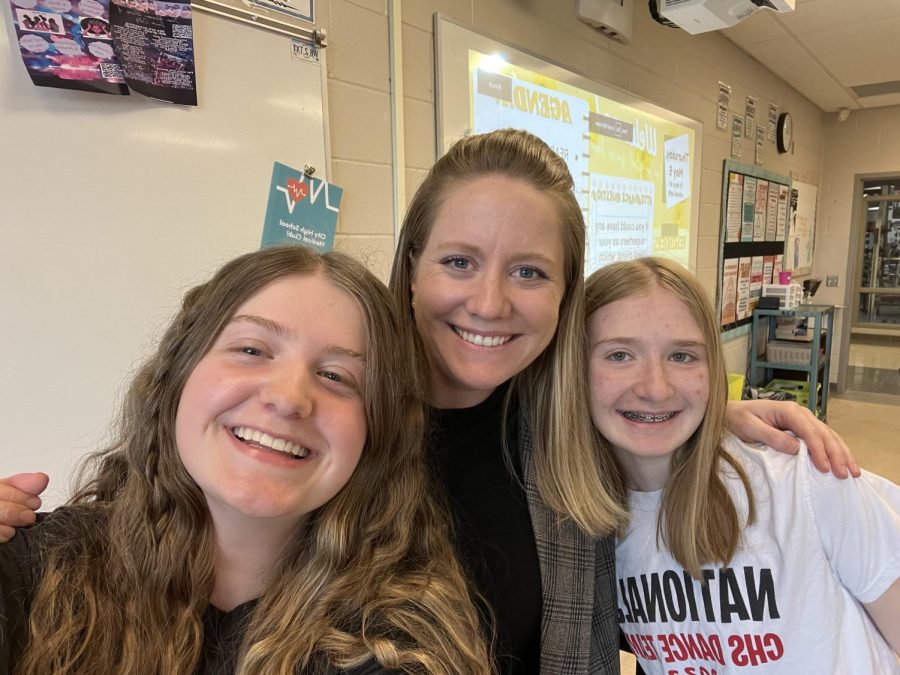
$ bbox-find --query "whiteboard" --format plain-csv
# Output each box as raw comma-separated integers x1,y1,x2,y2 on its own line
0,9,329,507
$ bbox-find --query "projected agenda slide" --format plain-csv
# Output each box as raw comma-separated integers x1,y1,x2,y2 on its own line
470,51,696,272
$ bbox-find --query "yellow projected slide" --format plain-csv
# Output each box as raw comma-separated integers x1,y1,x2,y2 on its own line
470,51,695,272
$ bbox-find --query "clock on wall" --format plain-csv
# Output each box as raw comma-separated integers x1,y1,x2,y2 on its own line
776,112,793,154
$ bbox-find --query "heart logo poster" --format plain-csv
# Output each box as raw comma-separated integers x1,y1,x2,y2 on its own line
261,161,342,253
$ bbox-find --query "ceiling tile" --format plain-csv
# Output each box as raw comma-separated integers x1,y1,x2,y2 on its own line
820,45,900,87
743,36,810,63
720,11,788,46
798,17,900,57
798,88,860,111
777,0,880,35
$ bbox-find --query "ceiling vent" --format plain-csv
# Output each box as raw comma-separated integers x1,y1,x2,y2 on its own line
851,81,900,98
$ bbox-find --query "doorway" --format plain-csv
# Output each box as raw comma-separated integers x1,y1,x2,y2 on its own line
847,177,900,398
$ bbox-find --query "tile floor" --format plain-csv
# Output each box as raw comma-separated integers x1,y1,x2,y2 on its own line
846,335,900,397
619,393,899,673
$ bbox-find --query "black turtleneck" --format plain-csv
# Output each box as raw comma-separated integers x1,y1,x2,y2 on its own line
428,384,542,675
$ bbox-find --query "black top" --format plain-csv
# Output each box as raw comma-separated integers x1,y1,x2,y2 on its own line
0,511,389,675
429,384,542,675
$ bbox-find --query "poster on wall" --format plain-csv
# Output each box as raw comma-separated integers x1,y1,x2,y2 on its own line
109,0,197,105
261,162,342,253
786,180,818,275
9,0,128,94
744,95,757,139
721,258,738,325
725,172,743,242
716,81,731,131
731,114,743,160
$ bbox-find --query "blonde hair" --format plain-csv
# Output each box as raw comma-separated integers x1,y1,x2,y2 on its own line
18,245,491,674
584,257,755,578
390,128,626,536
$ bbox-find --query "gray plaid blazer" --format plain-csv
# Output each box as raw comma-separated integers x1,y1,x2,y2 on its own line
517,414,620,674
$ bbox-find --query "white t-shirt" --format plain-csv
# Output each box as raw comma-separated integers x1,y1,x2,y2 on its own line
616,435,900,674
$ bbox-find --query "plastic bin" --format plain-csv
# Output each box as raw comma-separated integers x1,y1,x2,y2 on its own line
765,340,812,365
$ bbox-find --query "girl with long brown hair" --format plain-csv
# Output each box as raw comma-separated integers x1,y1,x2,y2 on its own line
0,245,491,674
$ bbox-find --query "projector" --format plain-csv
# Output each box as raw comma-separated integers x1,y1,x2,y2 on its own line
656,0,795,35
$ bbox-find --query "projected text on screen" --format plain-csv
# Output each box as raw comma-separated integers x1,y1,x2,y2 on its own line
469,51,696,273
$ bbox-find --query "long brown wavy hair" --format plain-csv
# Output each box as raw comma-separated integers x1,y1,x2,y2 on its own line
585,257,756,578
390,128,627,537
17,245,492,674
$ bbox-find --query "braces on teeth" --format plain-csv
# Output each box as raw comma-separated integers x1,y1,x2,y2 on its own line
622,411,676,422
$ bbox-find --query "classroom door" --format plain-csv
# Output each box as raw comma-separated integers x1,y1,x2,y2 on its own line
847,178,900,397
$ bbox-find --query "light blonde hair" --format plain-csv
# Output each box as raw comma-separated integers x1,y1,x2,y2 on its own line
584,256,756,578
390,128,627,536
18,245,491,674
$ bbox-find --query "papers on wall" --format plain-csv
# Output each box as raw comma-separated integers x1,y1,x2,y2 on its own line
109,0,197,105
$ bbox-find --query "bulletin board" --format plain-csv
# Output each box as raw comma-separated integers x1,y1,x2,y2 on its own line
718,160,790,339
0,7,330,507
434,15,703,275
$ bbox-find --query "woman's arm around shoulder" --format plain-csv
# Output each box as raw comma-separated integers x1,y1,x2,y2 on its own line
725,400,860,478
0,474,48,543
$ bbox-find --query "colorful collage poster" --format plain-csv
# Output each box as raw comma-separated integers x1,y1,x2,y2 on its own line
9,0,128,94
110,0,197,105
